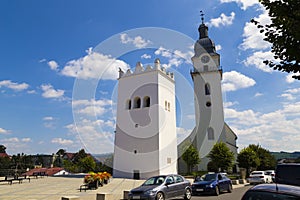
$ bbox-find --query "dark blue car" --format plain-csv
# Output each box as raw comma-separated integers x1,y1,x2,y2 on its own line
191,173,232,196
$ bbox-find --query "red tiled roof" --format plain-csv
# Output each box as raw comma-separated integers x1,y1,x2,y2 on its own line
0,153,9,158
23,167,65,176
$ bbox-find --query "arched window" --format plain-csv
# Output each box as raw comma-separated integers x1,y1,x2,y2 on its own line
165,101,168,110
126,99,132,110
133,97,141,109
143,96,150,107
207,127,214,140
168,102,170,111
205,83,210,95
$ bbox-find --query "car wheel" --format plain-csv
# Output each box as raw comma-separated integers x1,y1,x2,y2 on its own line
156,192,165,200
184,188,192,200
227,184,233,193
215,186,219,196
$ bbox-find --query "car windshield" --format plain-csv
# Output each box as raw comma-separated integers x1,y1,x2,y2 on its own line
251,172,263,175
203,174,216,181
142,176,166,186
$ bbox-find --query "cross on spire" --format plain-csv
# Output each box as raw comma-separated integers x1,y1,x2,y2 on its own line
200,10,205,24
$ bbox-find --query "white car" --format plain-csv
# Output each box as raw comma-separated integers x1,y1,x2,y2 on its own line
264,170,275,182
248,171,272,184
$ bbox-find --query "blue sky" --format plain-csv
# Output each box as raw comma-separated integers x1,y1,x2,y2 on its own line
1,0,300,155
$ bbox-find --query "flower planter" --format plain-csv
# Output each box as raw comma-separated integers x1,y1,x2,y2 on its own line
88,180,99,189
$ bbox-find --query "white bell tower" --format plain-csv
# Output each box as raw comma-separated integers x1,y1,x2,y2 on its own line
178,13,225,171
113,59,177,179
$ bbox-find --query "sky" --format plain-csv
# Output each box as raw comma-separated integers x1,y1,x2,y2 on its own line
1,0,300,156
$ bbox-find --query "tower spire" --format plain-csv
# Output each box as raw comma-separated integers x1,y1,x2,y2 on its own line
198,11,208,39
200,10,205,24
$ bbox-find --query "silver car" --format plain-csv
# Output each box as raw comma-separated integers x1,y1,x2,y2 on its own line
128,174,192,200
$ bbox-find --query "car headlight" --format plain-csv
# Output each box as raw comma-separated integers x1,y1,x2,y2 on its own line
206,184,214,188
145,190,156,195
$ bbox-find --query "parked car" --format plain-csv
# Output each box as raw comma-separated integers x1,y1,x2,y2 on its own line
248,171,272,185
264,170,275,182
275,163,300,186
191,173,232,196
241,183,300,200
127,174,192,200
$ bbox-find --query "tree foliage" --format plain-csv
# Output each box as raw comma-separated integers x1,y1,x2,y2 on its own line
238,144,277,176
251,0,300,80
0,145,6,153
182,144,200,174
237,147,260,174
248,144,277,170
208,142,234,172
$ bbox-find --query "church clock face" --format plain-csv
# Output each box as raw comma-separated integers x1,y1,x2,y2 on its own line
201,55,210,63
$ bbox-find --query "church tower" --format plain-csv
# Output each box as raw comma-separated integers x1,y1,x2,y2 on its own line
178,13,232,172
190,14,225,169
113,59,177,179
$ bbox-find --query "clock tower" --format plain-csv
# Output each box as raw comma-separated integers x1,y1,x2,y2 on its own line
178,13,232,171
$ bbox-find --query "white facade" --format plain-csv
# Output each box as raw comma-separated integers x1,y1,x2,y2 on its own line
113,59,177,179
178,20,237,172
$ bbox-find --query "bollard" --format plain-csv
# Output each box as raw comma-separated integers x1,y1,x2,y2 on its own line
61,196,79,200
97,193,113,200
123,190,130,199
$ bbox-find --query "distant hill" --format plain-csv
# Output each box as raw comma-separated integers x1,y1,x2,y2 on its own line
92,153,113,163
271,151,300,160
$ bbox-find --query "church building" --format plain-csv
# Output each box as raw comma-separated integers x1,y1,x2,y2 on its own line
178,15,238,172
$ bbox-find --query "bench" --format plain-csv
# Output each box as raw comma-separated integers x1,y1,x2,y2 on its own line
79,184,89,192
0,176,13,185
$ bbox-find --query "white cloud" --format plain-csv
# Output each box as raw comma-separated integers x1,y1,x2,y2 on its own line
43,116,54,121
280,88,300,101
0,80,29,91
208,12,235,28
215,45,222,51
220,0,259,10
222,71,256,92
61,48,129,80
240,10,271,50
141,54,151,59
177,127,193,144
72,99,113,116
51,138,73,145
41,84,64,99
225,102,300,151
243,51,275,73
0,128,10,135
0,137,32,154
254,92,263,97
154,46,193,68
43,116,57,129
47,60,59,71
120,33,151,48
65,119,114,153
286,73,300,83
27,90,37,94
22,138,32,142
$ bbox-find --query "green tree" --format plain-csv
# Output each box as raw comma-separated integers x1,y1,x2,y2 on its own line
248,144,276,170
0,145,6,153
73,149,87,164
182,144,200,174
208,142,234,172
237,147,260,175
78,156,96,172
56,149,66,156
251,0,300,80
